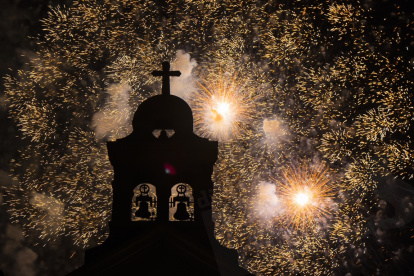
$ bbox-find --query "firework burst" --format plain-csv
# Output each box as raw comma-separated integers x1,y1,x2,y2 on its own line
275,163,337,231
2,0,414,275
190,67,257,141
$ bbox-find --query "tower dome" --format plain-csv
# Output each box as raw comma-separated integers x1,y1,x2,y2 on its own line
132,94,193,134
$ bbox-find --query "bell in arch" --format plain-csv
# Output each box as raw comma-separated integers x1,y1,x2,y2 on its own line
132,183,157,221
169,183,194,221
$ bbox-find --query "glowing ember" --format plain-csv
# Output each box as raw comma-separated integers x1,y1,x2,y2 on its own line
294,191,311,206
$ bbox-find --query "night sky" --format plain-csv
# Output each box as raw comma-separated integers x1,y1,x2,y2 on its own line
1,0,413,275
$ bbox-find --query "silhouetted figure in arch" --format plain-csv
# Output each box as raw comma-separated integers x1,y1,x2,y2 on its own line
135,184,153,219
68,62,252,276
171,184,191,221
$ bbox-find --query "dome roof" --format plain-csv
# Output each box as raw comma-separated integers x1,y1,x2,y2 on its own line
132,94,193,133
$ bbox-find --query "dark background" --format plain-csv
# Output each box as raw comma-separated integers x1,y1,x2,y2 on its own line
0,0,413,275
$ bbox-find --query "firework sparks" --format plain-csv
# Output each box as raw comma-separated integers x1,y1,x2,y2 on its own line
2,0,414,275
190,67,258,141
274,163,336,231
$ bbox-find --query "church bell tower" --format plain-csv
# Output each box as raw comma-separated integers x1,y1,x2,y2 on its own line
68,62,251,276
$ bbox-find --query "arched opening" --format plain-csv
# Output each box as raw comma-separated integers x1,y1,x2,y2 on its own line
169,183,194,221
131,183,157,221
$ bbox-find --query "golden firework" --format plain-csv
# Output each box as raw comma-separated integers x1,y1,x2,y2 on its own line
190,67,257,141
4,0,413,274
275,163,336,230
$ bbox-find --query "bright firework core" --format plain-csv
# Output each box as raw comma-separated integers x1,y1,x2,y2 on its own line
212,101,231,122
295,191,311,206
275,164,336,230
190,68,257,142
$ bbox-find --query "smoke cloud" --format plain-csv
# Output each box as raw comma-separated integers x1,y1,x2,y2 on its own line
29,192,64,232
0,170,18,189
1,224,38,276
252,181,282,221
92,83,133,141
376,177,414,230
171,50,197,100
14,248,38,276
263,117,290,146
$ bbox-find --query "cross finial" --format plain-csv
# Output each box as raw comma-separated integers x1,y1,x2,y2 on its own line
152,61,181,96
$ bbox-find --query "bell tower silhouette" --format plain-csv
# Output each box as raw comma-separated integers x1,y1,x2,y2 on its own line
68,62,251,276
